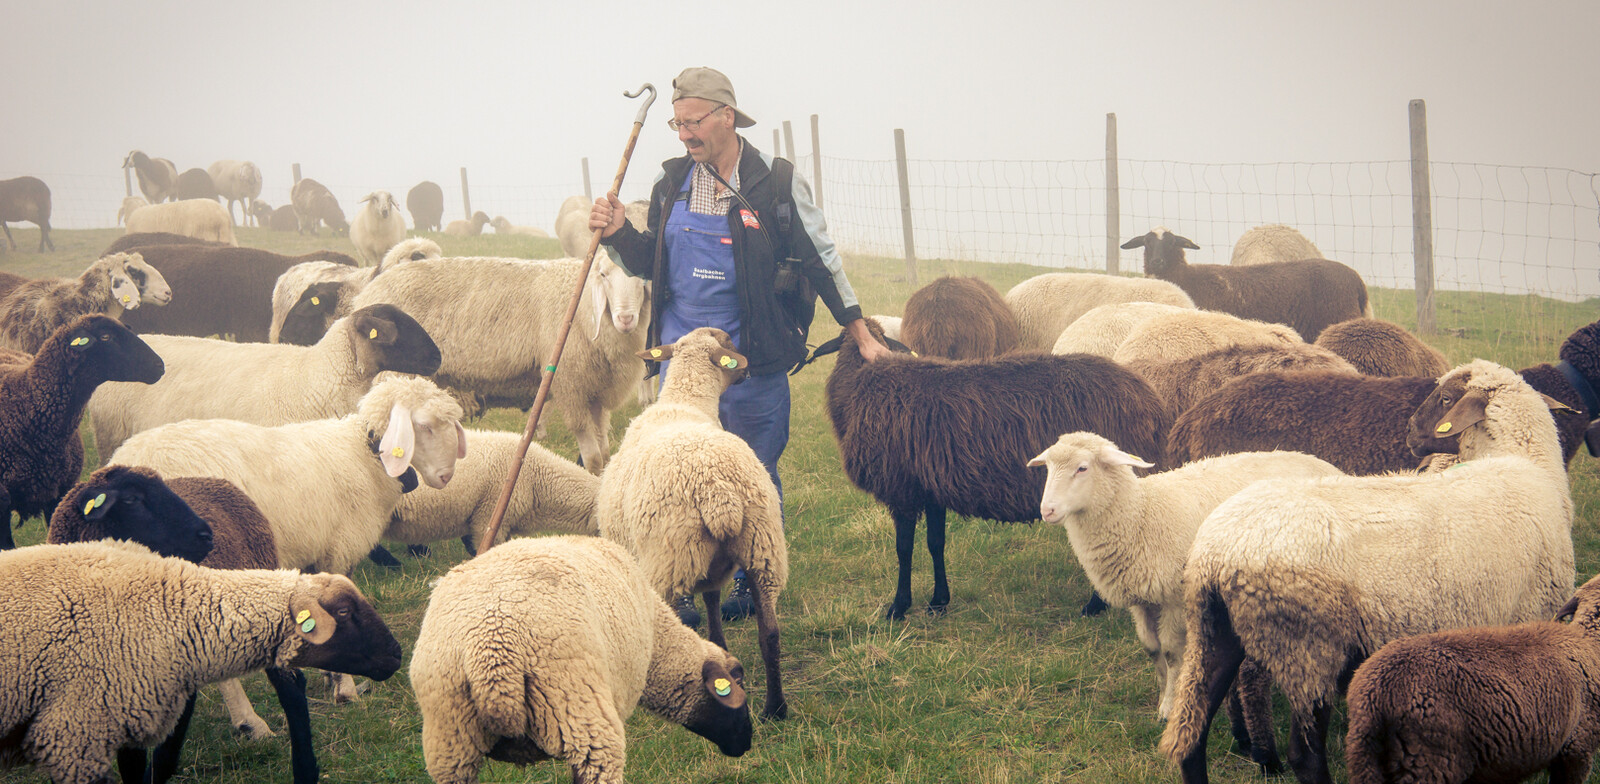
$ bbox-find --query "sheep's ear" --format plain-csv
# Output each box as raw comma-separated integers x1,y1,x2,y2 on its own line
354,312,398,346
1431,390,1489,437
1542,393,1577,413
1178,236,1200,250
81,488,119,520
67,328,94,351
638,344,674,362
1584,421,1600,458
589,265,609,342
455,421,468,459
1099,444,1154,469
289,590,337,646
1556,594,1582,622
378,404,416,477
710,349,748,373
1120,235,1147,250
1026,451,1050,468
702,659,747,710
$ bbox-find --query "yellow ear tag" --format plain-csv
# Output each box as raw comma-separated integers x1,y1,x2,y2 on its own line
296,610,311,624
310,296,320,305
720,356,739,369
650,348,663,358
713,678,732,697
1436,422,1453,434
300,618,316,633
391,446,405,458
369,329,378,339
122,295,131,303
84,499,96,515
71,337,89,346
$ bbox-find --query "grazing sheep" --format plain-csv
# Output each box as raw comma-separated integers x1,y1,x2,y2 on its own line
124,150,178,204
1111,308,1305,365
207,160,263,226
1313,317,1450,378
173,167,219,202
0,175,55,252
350,190,407,267
290,177,348,236
900,276,1020,360
249,199,275,228
412,535,753,784
1229,223,1323,266
102,231,229,255
1127,343,1358,423
1122,226,1369,341
807,317,1170,619
1004,271,1195,351
124,198,238,245
270,237,442,344
89,304,442,458
267,204,299,231
407,181,445,232
0,253,145,353
1051,302,1194,358
597,328,789,719
117,196,149,226
444,210,490,237
1161,360,1576,784
1344,573,1600,784
490,215,550,237
0,539,402,784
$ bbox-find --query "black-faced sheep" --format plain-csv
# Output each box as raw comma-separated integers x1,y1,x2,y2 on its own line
290,177,348,236
0,175,54,252
1121,226,1369,342
1313,317,1450,378
900,275,1020,359
208,160,263,226
173,167,219,202
407,180,445,232
124,150,178,204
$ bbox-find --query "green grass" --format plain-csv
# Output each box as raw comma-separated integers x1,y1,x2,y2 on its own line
1,227,1598,782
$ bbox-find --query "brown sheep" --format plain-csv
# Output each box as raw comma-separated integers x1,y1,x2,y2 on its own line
1121,226,1370,342
173,167,219,202
123,150,177,204
0,176,54,252
407,181,444,232
268,204,300,231
290,177,348,236
102,231,230,256
1313,317,1449,378
1126,343,1358,422
901,276,1020,359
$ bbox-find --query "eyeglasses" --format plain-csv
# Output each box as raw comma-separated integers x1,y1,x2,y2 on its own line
667,105,725,132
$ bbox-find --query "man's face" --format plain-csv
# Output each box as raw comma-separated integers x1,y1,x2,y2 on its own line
674,97,735,164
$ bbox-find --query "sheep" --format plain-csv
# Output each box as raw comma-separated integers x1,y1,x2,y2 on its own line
1111,308,1305,365
0,253,145,353
1344,573,1600,784
0,539,402,784
117,195,149,226
1122,226,1369,341
806,317,1171,620
1229,223,1323,266
350,190,407,266
102,231,229,255
290,177,348,236
870,314,903,341
124,198,238,245
124,150,178,204
0,271,27,301
173,167,219,201
0,175,55,252
1051,302,1194,357
1160,360,1576,784
89,304,442,458
267,203,299,231
407,180,445,232
383,429,598,556
596,327,789,719
490,215,550,237
1313,317,1450,378
444,210,491,237
351,254,649,473
900,275,1019,360
249,199,276,228
1127,343,1358,424
555,205,591,256
207,160,263,226
412,535,753,783
114,244,358,342
270,237,442,344
1004,271,1196,351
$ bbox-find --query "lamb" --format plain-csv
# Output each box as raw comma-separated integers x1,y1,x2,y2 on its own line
1004,271,1195,351
1111,308,1305,365
807,317,1170,619
490,215,550,237
900,275,1019,359
351,254,649,473
1313,317,1450,377
1344,573,1600,784
407,181,444,232
124,198,238,245
444,210,491,237
124,150,178,204
290,177,348,236
1051,302,1194,357
383,429,598,556
0,539,402,784
270,237,442,344
1126,343,1358,424
1028,432,1339,723
89,303,442,458
117,195,149,226
596,327,789,719
207,160,263,226
1160,360,1577,784
173,167,219,201
1122,226,1369,341
0,175,55,252
350,190,407,266
1229,223,1323,266
412,535,753,784
0,253,145,353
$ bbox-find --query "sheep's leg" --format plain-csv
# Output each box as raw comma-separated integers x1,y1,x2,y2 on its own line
0,495,15,550
331,672,363,704
366,544,403,569
1080,591,1109,617
924,501,949,614
1166,594,1246,784
1547,751,1593,784
148,692,196,783
751,574,787,720
266,667,319,784
117,746,150,784
704,590,725,649
887,507,919,620
571,400,607,475
218,677,274,738
1129,604,1166,712
1,222,14,251
1285,701,1334,784
39,220,53,252
1234,659,1282,774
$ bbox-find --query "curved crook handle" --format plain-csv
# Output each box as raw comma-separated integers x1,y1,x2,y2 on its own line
624,83,657,125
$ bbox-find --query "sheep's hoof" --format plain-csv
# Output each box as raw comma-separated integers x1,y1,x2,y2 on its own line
925,603,948,617
1253,752,1284,776
761,700,789,721
406,544,431,558
1079,593,1109,617
234,718,275,740
366,545,403,569
884,602,910,620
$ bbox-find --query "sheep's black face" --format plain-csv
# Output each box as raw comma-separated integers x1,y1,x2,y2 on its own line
1407,376,1473,456
350,304,442,376
65,315,164,385
87,473,214,563
682,658,753,757
280,281,344,346
289,590,404,680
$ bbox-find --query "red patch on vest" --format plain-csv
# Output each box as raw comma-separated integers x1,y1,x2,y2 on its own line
740,209,760,229
720,237,733,245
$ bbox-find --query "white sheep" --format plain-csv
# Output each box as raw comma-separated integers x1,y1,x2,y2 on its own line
1110,308,1304,364
1028,432,1340,721
869,314,904,342
555,204,591,257
350,190,407,267
117,196,148,226
412,535,752,783
207,160,263,227
1161,359,1577,784
597,327,789,720
1004,271,1196,351
1051,301,1194,358
0,253,144,353
124,198,238,245
489,215,550,237
443,210,490,237
268,237,441,344
0,539,402,784
1229,223,1324,266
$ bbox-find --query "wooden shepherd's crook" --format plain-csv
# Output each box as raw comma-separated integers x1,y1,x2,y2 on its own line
477,83,657,554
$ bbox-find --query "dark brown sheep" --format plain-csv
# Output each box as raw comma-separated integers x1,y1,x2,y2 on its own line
123,150,177,204
0,175,55,252
812,318,1170,619
291,177,348,236
268,204,300,231
1345,574,1600,784
407,180,445,232
1126,343,1358,422
1121,227,1369,341
115,244,358,342
901,276,1020,360
101,231,230,255
173,167,219,202
0,271,28,301
1314,317,1449,378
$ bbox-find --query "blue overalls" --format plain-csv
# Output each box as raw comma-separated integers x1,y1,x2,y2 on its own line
658,166,790,501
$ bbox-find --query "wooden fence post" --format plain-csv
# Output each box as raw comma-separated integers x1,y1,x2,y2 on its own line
1106,112,1120,275
773,129,782,159
460,167,472,219
1409,99,1436,334
782,120,796,163
291,164,301,185
894,128,918,286
810,114,823,210
582,157,592,200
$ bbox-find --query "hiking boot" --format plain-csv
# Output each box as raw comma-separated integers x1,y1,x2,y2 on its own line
674,594,702,629
720,576,756,621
